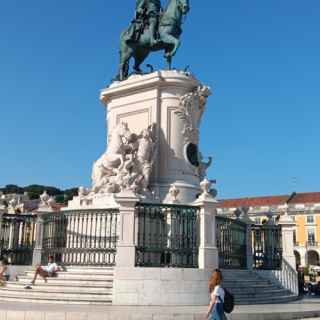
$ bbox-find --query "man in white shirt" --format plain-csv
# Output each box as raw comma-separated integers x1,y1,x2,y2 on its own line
30,255,59,285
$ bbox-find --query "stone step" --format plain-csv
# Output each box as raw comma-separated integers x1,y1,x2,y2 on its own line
19,275,113,285
234,294,298,305
6,282,112,293
220,268,298,305
221,270,260,275
0,287,112,300
0,292,112,305
8,279,112,288
233,289,291,299
24,271,114,278
0,266,116,305
223,280,273,286
64,266,114,273
227,287,287,295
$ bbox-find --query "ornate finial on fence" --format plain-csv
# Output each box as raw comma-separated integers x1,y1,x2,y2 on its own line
278,203,294,225
234,208,242,220
235,206,254,224
0,194,6,212
265,212,275,225
38,191,56,212
168,184,180,203
198,178,216,201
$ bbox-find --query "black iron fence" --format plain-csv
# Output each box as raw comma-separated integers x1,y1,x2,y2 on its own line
42,209,119,266
0,214,37,265
252,224,282,270
135,203,199,268
216,215,247,269
0,206,284,271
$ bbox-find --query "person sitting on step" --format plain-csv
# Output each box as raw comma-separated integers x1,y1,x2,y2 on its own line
0,258,9,286
29,255,60,286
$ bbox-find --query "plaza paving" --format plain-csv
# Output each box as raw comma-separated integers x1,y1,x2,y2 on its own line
0,298,319,320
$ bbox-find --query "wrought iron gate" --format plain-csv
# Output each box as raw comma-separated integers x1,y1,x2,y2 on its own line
135,203,199,268
252,224,282,270
42,209,119,266
216,216,247,269
0,214,37,265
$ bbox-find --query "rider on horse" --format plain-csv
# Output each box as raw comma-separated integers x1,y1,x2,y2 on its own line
125,0,162,46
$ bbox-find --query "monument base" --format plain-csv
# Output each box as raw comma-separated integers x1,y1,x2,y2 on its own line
113,267,211,306
65,193,120,210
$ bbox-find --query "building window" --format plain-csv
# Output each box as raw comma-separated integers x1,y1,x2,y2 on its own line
307,215,314,224
293,230,297,245
307,230,316,246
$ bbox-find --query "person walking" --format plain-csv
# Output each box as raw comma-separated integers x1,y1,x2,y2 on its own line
297,266,305,296
206,269,226,320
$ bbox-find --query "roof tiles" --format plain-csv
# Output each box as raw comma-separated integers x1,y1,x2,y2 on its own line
219,192,320,208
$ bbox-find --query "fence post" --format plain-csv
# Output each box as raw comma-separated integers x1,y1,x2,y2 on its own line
115,191,139,267
32,212,46,266
193,179,219,270
0,213,3,256
237,207,254,270
279,205,296,269
0,212,3,239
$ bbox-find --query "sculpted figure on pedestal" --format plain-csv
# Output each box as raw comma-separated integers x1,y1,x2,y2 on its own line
176,85,211,145
176,85,213,180
118,0,190,80
39,191,56,210
126,0,162,46
91,122,131,193
197,153,212,181
8,197,18,214
91,123,157,196
0,194,7,211
136,125,156,192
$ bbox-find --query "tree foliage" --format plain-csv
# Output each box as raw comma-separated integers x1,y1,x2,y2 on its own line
0,184,79,204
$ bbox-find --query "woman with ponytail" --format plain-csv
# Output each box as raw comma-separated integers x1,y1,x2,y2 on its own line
206,269,226,320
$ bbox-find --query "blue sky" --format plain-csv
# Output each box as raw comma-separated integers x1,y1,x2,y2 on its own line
1,0,319,198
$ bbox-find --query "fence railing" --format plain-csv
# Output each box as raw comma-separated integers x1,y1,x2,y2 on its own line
216,215,247,269
306,241,319,247
135,203,199,268
0,214,37,265
252,224,282,270
255,257,299,296
41,209,119,266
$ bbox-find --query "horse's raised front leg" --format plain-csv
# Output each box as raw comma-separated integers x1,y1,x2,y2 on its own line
162,34,181,59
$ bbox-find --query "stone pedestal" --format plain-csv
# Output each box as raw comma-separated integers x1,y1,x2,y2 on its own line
32,212,45,266
100,70,212,204
113,267,211,306
193,194,219,270
115,191,139,268
279,212,296,269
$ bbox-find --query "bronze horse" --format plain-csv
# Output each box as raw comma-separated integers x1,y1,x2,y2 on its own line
117,0,190,81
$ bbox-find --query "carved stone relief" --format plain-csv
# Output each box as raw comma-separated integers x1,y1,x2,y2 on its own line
91,122,157,196
175,85,213,179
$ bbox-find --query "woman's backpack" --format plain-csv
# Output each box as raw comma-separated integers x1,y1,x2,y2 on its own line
223,288,234,313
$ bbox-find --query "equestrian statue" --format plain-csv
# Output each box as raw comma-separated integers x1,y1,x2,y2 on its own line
117,0,190,81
